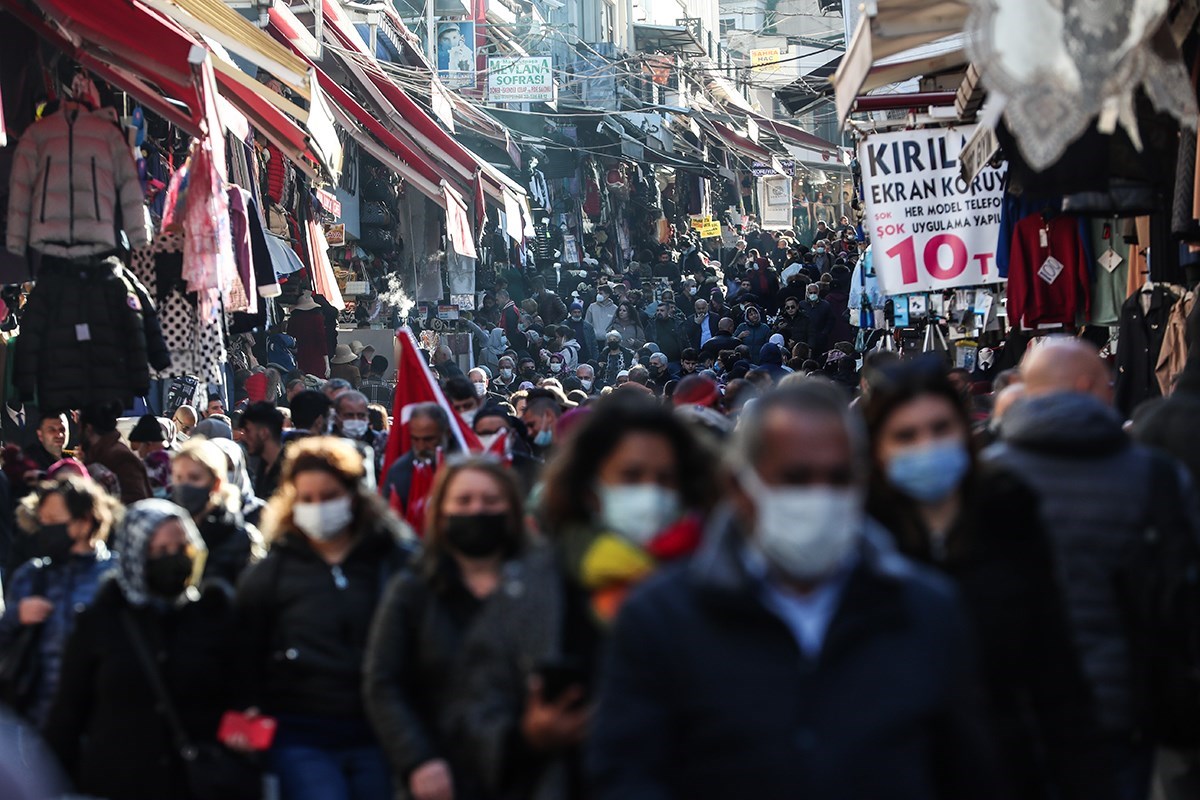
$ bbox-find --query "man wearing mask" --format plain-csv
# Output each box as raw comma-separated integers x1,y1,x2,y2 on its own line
600,330,637,388
237,402,285,501
985,338,1200,799
586,285,618,351
589,382,1002,799
646,352,673,394
332,390,385,486
469,367,505,407
520,389,563,455
492,356,519,395
382,403,449,515
565,301,597,363
812,239,834,274
804,282,834,358
576,364,599,395
78,403,152,505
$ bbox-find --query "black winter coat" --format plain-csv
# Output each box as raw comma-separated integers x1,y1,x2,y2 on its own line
1114,287,1175,417
43,580,239,800
364,560,491,798
196,506,260,590
15,255,169,412
587,513,1005,800
235,519,415,720
868,469,1116,800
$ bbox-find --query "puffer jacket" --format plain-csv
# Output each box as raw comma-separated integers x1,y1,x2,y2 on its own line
983,392,1171,734
7,102,150,258
14,254,163,413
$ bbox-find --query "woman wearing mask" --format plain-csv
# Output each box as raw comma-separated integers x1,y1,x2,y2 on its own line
0,478,120,726
863,359,1113,800
171,439,262,588
606,302,645,351
492,356,519,396
450,394,714,800
365,458,527,800
44,499,238,800
236,437,416,800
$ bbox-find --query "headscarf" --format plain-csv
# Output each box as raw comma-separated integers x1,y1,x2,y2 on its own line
209,438,265,521
113,499,207,608
483,328,507,368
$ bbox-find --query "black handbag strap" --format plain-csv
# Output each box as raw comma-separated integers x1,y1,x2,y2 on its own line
120,610,195,759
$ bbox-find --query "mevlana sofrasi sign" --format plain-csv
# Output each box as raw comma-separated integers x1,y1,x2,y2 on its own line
859,125,1008,293
487,57,554,103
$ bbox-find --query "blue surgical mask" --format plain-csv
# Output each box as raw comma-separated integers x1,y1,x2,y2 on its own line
534,428,553,447
886,440,970,503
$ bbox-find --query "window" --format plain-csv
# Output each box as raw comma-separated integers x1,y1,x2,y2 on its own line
601,0,616,43
719,17,735,35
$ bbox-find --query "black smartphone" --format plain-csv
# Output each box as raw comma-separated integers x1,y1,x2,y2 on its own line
533,657,587,704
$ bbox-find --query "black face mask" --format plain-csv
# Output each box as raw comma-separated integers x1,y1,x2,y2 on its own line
144,552,195,598
443,513,509,558
32,523,74,563
608,342,620,351
172,484,212,518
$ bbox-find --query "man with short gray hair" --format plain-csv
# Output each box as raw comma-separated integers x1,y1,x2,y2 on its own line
589,382,1000,799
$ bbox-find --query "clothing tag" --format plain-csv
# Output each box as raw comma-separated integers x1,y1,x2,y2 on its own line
1038,256,1065,284
1039,228,1049,248
75,324,91,342
1098,248,1123,273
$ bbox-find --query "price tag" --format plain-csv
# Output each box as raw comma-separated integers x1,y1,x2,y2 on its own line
75,324,91,341
1039,227,1049,248
1098,248,1123,273
1038,256,1065,284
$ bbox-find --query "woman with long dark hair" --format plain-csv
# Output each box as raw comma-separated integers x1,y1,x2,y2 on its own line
862,356,1114,800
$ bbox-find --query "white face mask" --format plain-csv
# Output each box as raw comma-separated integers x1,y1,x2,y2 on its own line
740,468,862,581
597,484,681,547
550,362,563,373
341,419,369,439
473,381,488,397
460,408,478,426
500,368,514,380
580,378,593,391
293,496,354,541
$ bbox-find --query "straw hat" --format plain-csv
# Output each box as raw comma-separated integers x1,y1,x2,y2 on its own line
349,340,366,355
331,344,357,364
293,291,319,311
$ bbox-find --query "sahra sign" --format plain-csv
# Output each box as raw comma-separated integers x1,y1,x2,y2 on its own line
859,125,1007,294
487,57,554,103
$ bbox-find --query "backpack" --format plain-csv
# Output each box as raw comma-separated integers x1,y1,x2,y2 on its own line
1118,453,1200,747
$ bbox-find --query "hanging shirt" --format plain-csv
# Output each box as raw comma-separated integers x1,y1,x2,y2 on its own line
1006,213,1091,329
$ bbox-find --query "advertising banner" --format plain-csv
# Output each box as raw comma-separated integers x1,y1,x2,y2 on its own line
436,21,475,89
859,125,1007,294
488,56,554,103
757,175,793,230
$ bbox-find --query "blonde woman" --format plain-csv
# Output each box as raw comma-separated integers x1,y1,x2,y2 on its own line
235,437,416,800
170,438,262,588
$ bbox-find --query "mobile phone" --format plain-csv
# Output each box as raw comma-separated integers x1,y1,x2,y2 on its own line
217,711,277,751
533,657,588,704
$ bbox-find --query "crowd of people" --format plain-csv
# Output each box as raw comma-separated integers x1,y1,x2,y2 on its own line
0,218,1198,800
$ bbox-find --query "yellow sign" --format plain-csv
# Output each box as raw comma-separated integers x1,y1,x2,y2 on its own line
750,48,781,74
691,218,722,238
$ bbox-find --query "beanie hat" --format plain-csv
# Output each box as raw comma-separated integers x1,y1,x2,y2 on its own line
672,375,720,408
129,414,166,443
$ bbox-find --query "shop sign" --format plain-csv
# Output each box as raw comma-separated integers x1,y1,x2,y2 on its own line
691,217,722,238
750,48,782,75
487,57,554,103
451,293,475,311
325,223,345,246
436,304,460,321
750,159,795,177
435,21,476,89
344,280,370,295
315,188,341,218
859,125,1007,294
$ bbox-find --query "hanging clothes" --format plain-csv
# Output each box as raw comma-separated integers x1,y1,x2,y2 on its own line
1006,212,1091,329
1087,218,1130,326
1114,284,1177,416
1155,290,1194,396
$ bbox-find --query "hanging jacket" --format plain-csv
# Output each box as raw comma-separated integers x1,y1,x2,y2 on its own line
1115,286,1176,416
7,102,150,258
14,254,152,413
1154,290,1194,395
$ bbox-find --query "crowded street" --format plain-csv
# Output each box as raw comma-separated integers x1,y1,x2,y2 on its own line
0,0,1199,798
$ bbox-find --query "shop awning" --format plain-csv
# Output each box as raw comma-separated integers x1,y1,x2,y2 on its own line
703,118,775,164
213,67,320,179
833,0,968,126
139,0,310,97
15,0,206,128
633,23,705,56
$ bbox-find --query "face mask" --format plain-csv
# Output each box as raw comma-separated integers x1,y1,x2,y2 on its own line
293,496,354,541
597,484,681,547
807,293,820,302
501,337,509,347
740,468,862,582
550,362,563,374
597,294,607,303
608,341,620,351
341,419,370,439
32,523,74,562
444,513,509,558
500,368,514,380
580,379,593,391
886,440,970,503
471,381,488,398
172,483,212,518
816,248,826,254
533,427,553,448
571,313,582,322
688,287,697,296
144,552,195,598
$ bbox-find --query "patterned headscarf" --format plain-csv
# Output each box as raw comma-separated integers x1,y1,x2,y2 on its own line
112,499,207,608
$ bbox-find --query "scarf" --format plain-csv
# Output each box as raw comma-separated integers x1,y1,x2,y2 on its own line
113,499,207,608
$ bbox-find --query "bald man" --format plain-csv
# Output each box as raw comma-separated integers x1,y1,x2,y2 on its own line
985,337,1198,789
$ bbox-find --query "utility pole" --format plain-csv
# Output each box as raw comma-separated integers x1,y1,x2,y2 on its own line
427,0,436,67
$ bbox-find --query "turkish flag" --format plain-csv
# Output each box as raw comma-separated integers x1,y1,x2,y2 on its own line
381,328,482,481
